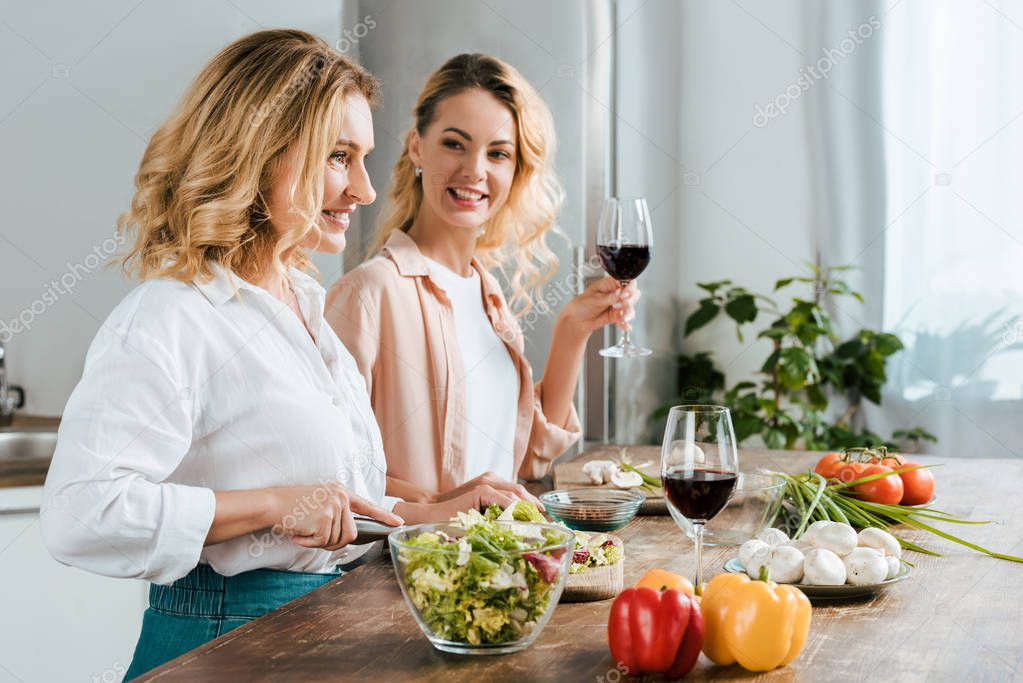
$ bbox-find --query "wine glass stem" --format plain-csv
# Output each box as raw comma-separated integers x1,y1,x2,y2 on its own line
693,522,705,590
618,281,631,347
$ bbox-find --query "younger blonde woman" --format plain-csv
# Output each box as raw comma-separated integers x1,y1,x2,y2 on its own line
325,54,638,503
40,32,521,678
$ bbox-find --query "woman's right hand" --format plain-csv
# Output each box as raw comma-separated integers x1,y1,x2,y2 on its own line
433,471,545,510
431,483,527,522
268,483,404,551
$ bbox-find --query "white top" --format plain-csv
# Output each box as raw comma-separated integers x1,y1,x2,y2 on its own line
40,265,399,585
424,257,519,482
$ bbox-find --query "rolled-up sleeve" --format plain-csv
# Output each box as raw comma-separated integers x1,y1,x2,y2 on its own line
40,326,215,586
325,278,379,399
518,379,582,481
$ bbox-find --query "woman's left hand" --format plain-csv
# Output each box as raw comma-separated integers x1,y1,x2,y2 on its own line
558,276,640,338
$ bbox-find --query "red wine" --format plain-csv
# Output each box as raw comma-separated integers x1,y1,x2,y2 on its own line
662,468,737,521
597,244,650,282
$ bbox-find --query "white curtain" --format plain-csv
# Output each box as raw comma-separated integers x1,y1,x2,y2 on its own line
814,0,1023,458
878,0,1023,457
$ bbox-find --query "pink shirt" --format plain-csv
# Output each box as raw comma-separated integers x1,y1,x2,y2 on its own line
324,231,581,497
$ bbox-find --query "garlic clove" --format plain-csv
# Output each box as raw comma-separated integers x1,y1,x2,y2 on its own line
582,460,616,485
609,470,644,489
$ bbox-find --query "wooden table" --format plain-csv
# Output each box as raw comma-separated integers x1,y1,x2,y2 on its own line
138,447,1023,682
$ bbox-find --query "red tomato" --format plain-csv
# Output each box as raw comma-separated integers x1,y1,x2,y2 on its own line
834,461,867,485
814,453,845,479
877,453,906,469
852,464,904,505
894,460,935,505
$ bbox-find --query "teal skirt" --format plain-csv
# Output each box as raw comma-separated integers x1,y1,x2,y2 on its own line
125,563,341,680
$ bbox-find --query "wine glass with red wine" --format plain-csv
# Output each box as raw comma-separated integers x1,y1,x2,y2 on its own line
596,197,652,357
661,405,739,589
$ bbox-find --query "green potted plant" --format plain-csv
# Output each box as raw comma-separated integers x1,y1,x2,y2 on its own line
652,266,935,452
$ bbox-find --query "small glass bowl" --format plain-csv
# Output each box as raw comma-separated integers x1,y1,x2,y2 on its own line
389,521,575,655
539,488,646,532
668,470,785,546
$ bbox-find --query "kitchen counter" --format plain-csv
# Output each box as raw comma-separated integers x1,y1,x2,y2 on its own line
137,447,1023,681
0,415,60,488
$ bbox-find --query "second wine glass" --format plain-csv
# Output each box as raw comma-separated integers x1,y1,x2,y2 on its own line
596,197,652,357
660,405,739,589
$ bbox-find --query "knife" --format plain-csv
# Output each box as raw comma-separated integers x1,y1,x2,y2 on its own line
352,516,404,545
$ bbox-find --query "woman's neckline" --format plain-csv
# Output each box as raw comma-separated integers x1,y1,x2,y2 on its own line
423,255,478,282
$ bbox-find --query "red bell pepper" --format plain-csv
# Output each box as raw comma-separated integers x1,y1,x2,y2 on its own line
607,587,704,678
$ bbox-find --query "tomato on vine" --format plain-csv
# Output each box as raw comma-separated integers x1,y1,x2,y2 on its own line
850,464,904,505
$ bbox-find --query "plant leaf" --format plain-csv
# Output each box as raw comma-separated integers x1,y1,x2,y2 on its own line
724,294,758,325
696,280,730,294
684,300,720,335
774,277,794,291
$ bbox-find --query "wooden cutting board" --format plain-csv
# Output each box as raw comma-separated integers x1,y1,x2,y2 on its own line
552,444,668,515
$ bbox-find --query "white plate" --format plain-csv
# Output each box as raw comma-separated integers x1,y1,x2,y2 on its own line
723,557,911,599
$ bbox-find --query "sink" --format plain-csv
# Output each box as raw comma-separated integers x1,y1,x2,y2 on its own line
0,431,58,491
0,432,58,462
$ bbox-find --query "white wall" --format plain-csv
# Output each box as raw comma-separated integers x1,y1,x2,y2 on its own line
611,0,816,442
353,0,589,379
0,1,346,416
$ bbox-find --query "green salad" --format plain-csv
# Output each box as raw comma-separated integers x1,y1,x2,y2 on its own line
398,502,568,646
569,531,623,574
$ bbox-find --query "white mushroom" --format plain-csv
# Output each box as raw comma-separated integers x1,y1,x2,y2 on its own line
858,528,902,559
669,440,706,464
746,545,804,584
582,460,616,485
757,528,789,546
842,547,889,585
885,556,902,580
786,538,815,554
802,548,847,586
740,539,770,569
803,521,858,557
743,542,772,579
610,469,644,489
766,545,805,583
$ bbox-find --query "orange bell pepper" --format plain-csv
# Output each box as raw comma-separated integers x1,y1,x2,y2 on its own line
634,569,695,596
701,573,811,672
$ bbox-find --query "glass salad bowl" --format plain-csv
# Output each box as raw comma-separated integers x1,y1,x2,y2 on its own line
389,519,575,655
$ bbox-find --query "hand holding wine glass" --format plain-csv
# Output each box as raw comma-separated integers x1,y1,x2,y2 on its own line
661,405,740,589
596,197,652,357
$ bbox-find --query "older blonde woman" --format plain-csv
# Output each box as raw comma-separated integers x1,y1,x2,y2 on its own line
325,54,639,504
40,31,520,678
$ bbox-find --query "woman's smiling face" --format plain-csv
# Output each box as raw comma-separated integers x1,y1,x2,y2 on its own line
409,88,517,231
267,93,377,254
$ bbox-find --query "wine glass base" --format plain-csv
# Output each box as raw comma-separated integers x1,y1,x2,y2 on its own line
598,344,653,358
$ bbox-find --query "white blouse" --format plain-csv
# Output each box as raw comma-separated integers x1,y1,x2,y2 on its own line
423,257,520,482
40,265,399,585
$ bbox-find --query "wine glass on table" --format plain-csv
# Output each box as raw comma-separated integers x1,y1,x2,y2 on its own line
661,405,739,590
596,197,652,357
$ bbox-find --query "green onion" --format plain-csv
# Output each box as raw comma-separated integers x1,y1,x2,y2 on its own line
618,460,660,488
770,470,1023,564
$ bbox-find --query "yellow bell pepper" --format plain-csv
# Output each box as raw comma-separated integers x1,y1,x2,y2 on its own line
701,573,811,672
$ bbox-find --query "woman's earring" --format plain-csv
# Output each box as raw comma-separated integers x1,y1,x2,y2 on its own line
415,167,422,178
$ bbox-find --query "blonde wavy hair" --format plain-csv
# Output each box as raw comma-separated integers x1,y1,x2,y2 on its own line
374,53,563,316
119,29,379,283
